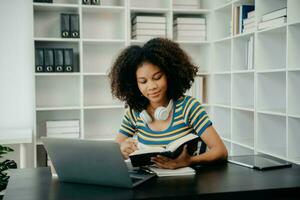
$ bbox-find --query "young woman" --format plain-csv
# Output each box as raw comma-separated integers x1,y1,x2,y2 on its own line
109,38,227,169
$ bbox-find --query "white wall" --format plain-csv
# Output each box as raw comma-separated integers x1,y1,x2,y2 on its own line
0,0,34,167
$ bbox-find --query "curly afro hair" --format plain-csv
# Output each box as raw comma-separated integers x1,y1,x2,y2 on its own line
109,38,198,112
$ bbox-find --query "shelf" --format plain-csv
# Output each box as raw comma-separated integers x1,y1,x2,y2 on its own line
33,3,79,12
213,107,231,140
81,5,125,13
232,73,254,109
256,24,287,34
287,23,300,70
36,106,81,111
36,76,80,108
130,0,170,9
84,105,124,110
232,34,254,71
232,70,254,74
34,38,80,42
256,25,286,70
84,108,124,139
231,106,254,112
82,42,124,73
232,109,254,148
83,76,122,106
232,31,254,39
82,8,125,40
213,39,231,72
36,109,81,139
82,39,126,43
257,72,286,113
257,110,286,117
288,71,300,116
213,5,232,40
257,113,287,158
214,1,232,11
130,7,170,13
35,73,80,76
287,0,300,25
34,6,79,38
213,104,231,109
172,9,211,15
213,74,231,105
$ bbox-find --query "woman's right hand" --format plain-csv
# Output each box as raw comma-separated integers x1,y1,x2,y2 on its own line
120,138,138,159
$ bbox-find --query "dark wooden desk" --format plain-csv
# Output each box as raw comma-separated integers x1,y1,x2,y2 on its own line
3,163,300,200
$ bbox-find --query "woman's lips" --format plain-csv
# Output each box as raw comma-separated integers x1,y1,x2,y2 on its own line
148,91,160,97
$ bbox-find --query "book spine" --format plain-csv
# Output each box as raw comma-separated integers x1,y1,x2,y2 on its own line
132,23,166,30
258,16,286,30
132,29,166,35
46,120,80,128
175,17,206,24
174,24,206,31
133,16,166,24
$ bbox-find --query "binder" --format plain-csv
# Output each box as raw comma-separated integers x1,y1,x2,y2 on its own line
70,14,80,38
54,49,64,72
36,145,47,167
61,14,70,38
82,0,90,5
91,0,100,5
35,48,44,72
44,48,54,72
64,48,74,72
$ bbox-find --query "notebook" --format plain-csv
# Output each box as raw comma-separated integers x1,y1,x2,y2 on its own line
228,154,292,170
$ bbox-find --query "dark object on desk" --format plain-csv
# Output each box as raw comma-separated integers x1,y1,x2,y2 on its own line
228,154,292,170
41,137,156,188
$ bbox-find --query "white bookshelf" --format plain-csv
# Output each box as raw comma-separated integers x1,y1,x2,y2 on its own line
32,0,300,167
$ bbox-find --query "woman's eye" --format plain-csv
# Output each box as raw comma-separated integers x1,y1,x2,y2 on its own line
153,75,162,80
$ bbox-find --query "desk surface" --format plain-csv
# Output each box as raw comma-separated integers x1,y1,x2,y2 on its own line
4,163,300,200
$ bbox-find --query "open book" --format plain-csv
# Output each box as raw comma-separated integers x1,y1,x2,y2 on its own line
129,134,199,167
145,166,195,177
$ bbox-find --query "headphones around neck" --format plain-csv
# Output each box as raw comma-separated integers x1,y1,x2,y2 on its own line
140,100,173,124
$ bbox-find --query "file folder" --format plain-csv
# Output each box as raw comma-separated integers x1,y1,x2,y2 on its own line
70,14,80,38
44,48,54,72
82,0,91,5
35,48,44,72
64,48,74,72
61,14,70,38
54,49,64,72
91,0,100,5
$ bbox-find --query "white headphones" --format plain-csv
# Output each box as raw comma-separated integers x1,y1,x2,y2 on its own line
140,100,173,124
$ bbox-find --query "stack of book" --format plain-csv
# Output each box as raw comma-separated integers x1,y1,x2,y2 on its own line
232,5,255,35
131,16,166,40
258,7,287,30
173,17,206,41
173,0,201,10
243,10,255,33
46,120,80,138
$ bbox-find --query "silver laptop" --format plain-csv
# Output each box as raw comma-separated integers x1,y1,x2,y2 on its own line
41,137,156,188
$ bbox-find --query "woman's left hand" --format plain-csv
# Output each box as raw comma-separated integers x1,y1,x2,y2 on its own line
151,145,192,169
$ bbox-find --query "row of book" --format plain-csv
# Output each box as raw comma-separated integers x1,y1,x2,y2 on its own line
35,48,75,73
174,17,206,41
232,5,255,35
258,7,287,30
61,14,80,38
131,16,166,40
173,0,201,10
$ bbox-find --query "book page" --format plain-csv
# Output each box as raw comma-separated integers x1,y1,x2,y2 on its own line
129,144,165,156
166,134,198,152
147,166,195,177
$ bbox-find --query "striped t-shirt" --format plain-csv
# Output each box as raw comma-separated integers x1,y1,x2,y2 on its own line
119,95,212,146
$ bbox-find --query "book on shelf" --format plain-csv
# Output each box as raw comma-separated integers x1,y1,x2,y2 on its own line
244,22,255,30
132,16,166,24
132,23,166,30
233,6,240,35
144,166,195,177
243,27,256,34
239,5,255,33
129,134,199,167
243,16,255,25
46,120,80,138
261,7,287,22
258,16,286,30
247,10,255,18
132,29,166,36
174,23,206,31
174,17,206,25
